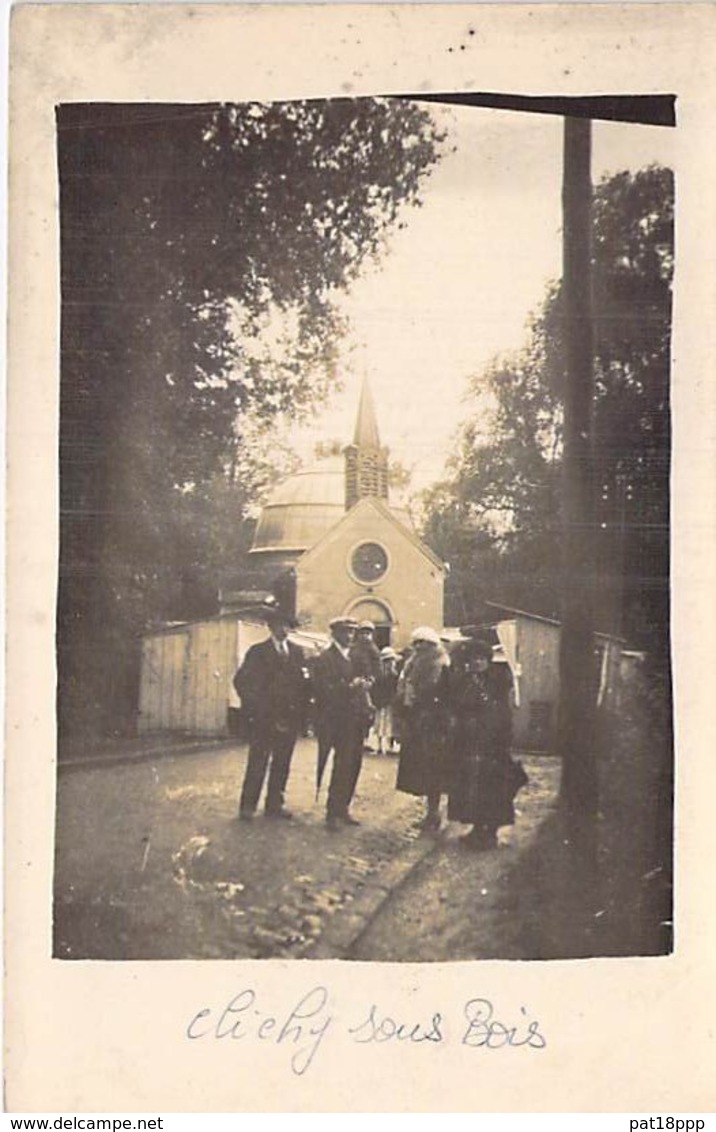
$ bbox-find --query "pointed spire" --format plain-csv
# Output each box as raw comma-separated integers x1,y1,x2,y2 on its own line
344,377,389,510
353,377,381,449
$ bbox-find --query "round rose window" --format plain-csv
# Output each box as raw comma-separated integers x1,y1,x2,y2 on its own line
351,541,389,583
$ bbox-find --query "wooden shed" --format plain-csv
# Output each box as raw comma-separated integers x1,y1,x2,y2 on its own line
490,606,624,752
137,614,326,738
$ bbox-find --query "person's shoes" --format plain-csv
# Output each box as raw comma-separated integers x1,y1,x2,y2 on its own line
238,811,254,822
477,829,498,849
341,814,361,827
416,812,441,832
326,815,341,831
460,828,497,851
265,807,293,820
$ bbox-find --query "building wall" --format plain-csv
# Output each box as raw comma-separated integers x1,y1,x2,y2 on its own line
510,617,624,751
512,618,561,750
294,501,443,650
138,618,240,736
138,617,328,738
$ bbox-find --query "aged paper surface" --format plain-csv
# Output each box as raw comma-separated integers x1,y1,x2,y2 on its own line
5,1,716,1112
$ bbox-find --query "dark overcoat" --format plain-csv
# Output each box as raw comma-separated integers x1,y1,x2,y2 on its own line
311,643,371,741
395,663,451,797
373,660,399,710
233,638,308,738
447,663,525,828
349,637,382,688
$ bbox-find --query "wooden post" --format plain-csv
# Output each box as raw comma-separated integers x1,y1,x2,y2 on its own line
557,116,599,818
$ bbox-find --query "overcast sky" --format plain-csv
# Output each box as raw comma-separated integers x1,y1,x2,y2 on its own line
286,103,675,493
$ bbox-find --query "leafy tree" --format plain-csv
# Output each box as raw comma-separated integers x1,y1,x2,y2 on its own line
590,166,673,648
422,315,564,624
313,439,345,460
57,99,445,742
422,165,673,657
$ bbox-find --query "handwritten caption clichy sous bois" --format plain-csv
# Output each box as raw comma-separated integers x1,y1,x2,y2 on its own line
186,985,547,1076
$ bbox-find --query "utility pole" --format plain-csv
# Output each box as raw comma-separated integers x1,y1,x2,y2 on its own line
392,91,673,820
557,116,599,819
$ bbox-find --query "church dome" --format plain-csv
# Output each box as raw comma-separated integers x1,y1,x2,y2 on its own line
250,453,414,555
251,456,345,553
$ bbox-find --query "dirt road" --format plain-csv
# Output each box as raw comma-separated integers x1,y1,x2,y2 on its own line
54,738,559,962
350,759,560,961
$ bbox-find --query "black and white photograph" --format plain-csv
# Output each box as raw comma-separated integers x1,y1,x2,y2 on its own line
54,89,674,963
6,1,716,1114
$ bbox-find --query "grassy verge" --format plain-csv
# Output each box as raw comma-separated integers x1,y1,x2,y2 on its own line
507,666,673,959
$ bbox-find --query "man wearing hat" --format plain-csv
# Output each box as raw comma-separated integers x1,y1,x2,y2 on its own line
312,617,372,829
233,605,309,821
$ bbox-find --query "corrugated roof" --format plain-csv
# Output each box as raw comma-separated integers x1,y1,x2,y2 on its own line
267,456,345,506
251,456,344,552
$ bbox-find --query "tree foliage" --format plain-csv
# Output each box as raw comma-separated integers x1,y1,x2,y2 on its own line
422,165,673,652
57,99,445,740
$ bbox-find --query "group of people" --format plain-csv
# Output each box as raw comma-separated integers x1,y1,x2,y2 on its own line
233,607,527,849
394,623,527,850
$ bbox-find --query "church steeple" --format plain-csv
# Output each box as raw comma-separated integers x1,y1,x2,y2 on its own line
344,378,389,510
353,377,381,449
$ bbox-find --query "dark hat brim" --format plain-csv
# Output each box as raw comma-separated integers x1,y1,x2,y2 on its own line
261,605,299,629
461,639,494,659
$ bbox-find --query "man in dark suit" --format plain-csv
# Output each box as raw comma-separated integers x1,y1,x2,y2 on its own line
233,606,309,821
312,617,373,830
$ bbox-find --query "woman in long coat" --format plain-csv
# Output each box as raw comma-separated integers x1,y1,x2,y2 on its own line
447,637,527,850
395,626,451,830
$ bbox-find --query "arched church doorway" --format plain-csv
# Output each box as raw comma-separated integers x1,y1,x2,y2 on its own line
346,599,394,650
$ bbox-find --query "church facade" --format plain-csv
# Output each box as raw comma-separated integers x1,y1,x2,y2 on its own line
225,381,445,649
140,383,627,744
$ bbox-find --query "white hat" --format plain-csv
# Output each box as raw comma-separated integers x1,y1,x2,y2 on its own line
410,625,440,646
329,616,358,632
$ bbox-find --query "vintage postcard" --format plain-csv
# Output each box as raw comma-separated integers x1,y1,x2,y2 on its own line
5,1,716,1113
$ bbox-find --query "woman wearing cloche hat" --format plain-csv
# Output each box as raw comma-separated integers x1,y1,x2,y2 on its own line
394,626,451,831
447,633,527,850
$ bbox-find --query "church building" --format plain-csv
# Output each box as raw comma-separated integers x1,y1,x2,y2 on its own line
223,381,446,649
